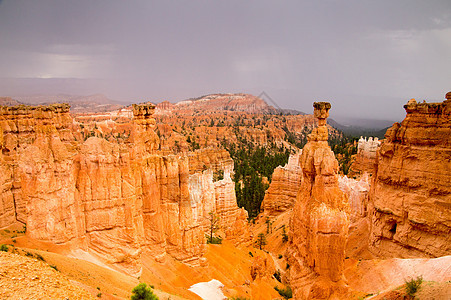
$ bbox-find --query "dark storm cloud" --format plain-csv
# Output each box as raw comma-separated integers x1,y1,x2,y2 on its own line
0,0,450,120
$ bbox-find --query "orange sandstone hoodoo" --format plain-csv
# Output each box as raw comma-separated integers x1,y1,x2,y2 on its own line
287,102,352,299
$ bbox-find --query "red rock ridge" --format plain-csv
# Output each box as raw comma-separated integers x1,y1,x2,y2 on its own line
173,93,277,114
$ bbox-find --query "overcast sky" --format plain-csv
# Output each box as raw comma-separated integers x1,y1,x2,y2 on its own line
0,0,450,120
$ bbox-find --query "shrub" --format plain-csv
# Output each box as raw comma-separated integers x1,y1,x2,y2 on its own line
278,254,283,259
405,276,423,298
0,244,8,252
281,225,288,243
35,253,45,261
131,283,159,300
273,270,281,282
206,236,222,244
255,233,267,250
274,285,292,299
97,292,102,298
50,265,58,271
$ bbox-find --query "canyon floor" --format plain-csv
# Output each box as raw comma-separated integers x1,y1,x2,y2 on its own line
1,217,450,300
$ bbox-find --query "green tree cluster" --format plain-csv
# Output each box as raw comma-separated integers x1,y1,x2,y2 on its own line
224,141,289,219
131,283,158,300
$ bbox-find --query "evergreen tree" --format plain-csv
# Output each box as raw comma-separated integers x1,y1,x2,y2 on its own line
131,283,158,300
256,233,267,250
207,211,220,244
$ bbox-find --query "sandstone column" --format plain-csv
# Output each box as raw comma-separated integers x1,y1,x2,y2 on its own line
288,102,351,299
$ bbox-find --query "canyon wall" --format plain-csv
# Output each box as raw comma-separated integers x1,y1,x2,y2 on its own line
287,102,351,299
369,95,451,258
261,152,302,215
0,104,75,229
348,137,381,177
0,102,248,274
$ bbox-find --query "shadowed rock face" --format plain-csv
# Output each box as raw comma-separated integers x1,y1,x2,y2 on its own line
288,102,351,299
369,94,451,258
0,102,248,275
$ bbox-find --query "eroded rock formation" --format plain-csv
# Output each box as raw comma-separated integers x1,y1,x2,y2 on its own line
287,102,351,299
0,104,75,227
338,174,370,222
261,152,302,215
214,170,250,244
173,93,277,114
348,137,381,177
369,95,451,258
0,102,248,275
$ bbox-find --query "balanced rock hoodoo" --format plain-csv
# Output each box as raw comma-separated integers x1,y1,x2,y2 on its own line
287,102,351,299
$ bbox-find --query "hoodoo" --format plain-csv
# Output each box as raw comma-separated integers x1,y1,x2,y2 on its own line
287,102,351,299
261,151,303,216
0,102,249,275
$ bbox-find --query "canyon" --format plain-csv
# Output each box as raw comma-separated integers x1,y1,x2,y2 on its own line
0,92,450,299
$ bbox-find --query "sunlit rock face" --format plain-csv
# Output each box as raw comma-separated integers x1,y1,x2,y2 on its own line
261,152,302,216
287,102,351,299
0,102,248,275
214,170,250,244
0,104,75,226
369,94,451,258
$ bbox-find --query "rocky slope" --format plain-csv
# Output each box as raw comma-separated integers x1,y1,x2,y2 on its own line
368,95,451,258
287,102,352,299
0,251,95,299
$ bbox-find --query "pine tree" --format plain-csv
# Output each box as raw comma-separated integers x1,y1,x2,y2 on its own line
256,233,267,250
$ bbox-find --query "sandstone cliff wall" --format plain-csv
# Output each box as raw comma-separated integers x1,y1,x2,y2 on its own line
0,104,74,228
369,96,451,258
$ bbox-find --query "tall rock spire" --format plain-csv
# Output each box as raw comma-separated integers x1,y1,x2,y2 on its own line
288,102,351,299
